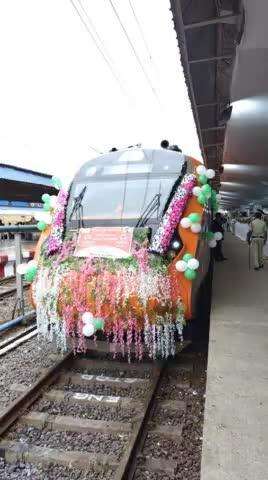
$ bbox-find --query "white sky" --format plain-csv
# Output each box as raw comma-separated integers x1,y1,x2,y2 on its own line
0,0,201,187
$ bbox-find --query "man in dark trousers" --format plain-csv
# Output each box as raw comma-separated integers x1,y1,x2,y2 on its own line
212,213,227,261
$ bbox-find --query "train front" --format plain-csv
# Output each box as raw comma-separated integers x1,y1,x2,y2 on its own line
29,148,218,360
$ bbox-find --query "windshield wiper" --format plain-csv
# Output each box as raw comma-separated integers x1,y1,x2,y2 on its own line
69,186,87,228
136,193,161,228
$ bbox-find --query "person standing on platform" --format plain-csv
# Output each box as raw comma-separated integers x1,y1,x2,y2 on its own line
249,212,267,270
211,213,227,261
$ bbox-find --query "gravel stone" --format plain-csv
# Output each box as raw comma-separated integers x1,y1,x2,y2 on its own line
35,397,140,422
57,381,149,399
6,424,128,459
0,290,31,325
0,458,115,480
0,337,62,408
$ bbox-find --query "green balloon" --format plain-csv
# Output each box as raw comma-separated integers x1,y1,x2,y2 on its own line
42,193,50,203
199,174,208,185
52,176,62,190
207,231,214,240
184,268,197,281
188,213,201,223
37,220,47,231
93,318,104,330
211,189,217,199
43,202,50,212
201,184,212,197
183,253,193,262
24,266,37,283
198,194,206,206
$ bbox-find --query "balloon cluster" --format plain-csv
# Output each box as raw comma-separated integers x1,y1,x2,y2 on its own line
175,253,200,281
180,212,202,233
17,259,38,282
82,312,104,337
205,231,223,248
35,177,62,231
196,165,215,184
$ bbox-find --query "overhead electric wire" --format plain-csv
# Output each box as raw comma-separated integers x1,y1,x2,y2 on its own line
108,0,161,106
76,0,115,67
69,0,131,101
128,0,157,68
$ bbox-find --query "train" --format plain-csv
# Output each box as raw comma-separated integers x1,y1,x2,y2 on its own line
27,146,219,360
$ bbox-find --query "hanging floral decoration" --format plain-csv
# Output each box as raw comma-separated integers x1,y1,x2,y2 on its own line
180,212,202,233
150,173,197,254
33,233,185,360
175,253,200,281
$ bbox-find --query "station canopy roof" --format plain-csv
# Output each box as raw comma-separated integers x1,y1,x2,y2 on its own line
0,163,57,203
171,0,268,210
170,0,244,189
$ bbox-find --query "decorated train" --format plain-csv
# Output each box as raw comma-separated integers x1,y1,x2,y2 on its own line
18,146,221,361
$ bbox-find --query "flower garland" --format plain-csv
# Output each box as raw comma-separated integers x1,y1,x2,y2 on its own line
150,173,197,254
33,236,185,360
47,189,69,255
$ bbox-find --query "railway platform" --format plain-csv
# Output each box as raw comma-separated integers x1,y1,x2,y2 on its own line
201,234,268,479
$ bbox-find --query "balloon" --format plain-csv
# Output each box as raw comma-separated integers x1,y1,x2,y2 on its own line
49,195,58,209
52,176,62,189
93,318,104,330
196,165,207,176
43,203,51,212
187,258,200,270
184,268,197,281
41,193,50,203
214,232,223,241
188,213,201,223
201,184,212,197
82,312,94,324
82,323,95,337
192,186,202,197
17,263,28,275
207,231,214,240
175,260,187,272
191,223,201,233
37,221,47,231
180,217,191,229
199,174,208,185
183,253,193,262
27,260,37,268
198,194,206,206
24,266,37,282
209,239,217,248
206,169,215,179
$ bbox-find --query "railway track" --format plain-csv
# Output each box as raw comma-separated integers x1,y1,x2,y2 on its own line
0,278,30,300
0,323,37,357
0,343,206,480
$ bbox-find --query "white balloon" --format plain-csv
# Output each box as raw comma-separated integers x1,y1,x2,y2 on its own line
82,323,95,337
175,260,187,272
196,165,207,176
191,223,201,233
50,195,58,209
34,212,52,224
180,217,191,229
16,263,28,275
82,312,94,324
209,239,217,248
187,258,199,270
27,260,37,268
192,186,202,197
206,169,215,179
214,232,223,241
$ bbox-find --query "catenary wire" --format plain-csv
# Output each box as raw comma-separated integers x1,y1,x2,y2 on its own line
108,0,162,106
69,0,132,101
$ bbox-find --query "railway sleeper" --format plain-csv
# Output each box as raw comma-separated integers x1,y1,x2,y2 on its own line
0,440,118,469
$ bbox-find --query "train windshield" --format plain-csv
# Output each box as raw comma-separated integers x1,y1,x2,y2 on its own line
66,149,185,230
